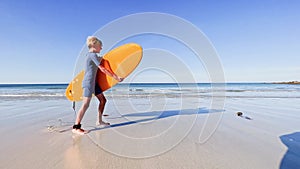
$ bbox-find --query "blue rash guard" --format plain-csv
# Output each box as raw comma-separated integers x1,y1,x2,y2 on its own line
82,52,102,97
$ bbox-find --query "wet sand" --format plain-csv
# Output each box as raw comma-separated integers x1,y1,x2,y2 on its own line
0,97,299,169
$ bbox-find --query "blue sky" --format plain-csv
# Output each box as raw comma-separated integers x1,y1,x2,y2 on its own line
0,0,299,83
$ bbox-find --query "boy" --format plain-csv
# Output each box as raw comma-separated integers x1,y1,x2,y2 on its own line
72,36,123,135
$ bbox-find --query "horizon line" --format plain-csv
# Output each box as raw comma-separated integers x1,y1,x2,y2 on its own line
0,81,298,85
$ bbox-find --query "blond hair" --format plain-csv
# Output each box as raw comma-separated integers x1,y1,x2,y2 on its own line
86,36,102,48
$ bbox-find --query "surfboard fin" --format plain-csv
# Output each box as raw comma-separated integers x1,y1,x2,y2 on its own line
72,101,76,116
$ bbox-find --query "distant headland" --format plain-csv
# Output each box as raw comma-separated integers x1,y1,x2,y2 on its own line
273,81,300,84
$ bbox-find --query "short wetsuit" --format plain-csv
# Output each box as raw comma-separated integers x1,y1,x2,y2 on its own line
82,52,103,97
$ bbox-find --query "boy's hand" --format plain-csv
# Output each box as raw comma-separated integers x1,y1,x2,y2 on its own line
113,75,124,82
117,77,124,82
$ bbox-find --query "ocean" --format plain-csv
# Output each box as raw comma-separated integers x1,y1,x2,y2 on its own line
0,83,299,101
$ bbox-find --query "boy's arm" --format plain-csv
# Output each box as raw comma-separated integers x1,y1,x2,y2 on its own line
98,65,124,82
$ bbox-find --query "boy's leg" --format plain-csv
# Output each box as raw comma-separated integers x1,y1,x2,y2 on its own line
75,97,92,124
72,97,91,134
95,93,109,126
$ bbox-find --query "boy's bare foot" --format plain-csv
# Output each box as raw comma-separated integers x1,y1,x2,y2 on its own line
72,128,88,135
96,121,110,127
72,124,88,135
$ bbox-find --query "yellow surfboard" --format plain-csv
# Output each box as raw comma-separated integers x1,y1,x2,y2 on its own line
65,43,143,101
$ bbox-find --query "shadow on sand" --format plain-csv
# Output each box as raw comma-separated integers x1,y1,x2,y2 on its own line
89,107,224,132
280,132,300,169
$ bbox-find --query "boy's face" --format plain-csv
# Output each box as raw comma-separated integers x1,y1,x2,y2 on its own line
94,43,102,53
